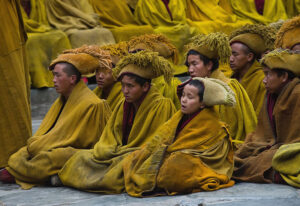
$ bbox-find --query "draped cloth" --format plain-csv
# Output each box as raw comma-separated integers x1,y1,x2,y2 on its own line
272,142,300,188
133,0,197,74
123,108,234,197
230,0,288,24
45,0,115,48
21,0,71,88
7,81,111,189
0,0,31,167
284,0,300,18
233,78,300,183
152,76,181,110
93,82,124,112
88,0,154,42
185,0,251,35
211,70,257,146
232,60,266,117
59,87,176,193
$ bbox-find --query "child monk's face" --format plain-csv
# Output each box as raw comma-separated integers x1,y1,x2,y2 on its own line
181,84,205,114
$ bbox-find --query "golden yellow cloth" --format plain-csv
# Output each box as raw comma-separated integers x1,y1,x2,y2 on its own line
0,0,31,168
45,0,115,48
211,70,257,146
7,81,111,189
230,0,288,24
134,0,197,74
186,0,251,35
88,0,154,42
59,87,176,193
272,143,300,187
152,76,181,110
285,0,300,18
233,60,266,117
21,0,72,88
93,82,124,112
123,108,234,196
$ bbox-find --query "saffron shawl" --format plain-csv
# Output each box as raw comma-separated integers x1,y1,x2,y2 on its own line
88,0,154,42
233,60,266,116
45,0,115,48
7,81,111,189
211,70,257,146
58,87,176,193
123,108,234,197
234,78,300,183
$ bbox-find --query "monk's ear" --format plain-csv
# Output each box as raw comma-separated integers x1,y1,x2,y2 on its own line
142,82,150,92
199,101,205,109
207,60,213,71
281,71,289,83
246,52,254,62
70,75,77,84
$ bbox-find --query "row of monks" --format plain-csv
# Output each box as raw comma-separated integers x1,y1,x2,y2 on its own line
19,0,299,88
1,0,300,196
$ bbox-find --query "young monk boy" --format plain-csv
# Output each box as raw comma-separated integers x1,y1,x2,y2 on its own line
123,77,236,196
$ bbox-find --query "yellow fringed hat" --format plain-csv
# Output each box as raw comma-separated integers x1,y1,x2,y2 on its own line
113,50,173,83
192,77,236,106
49,45,112,76
185,32,231,64
128,34,179,64
275,15,300,49
260,49,300,76
100,41,129,58
230,24,276,56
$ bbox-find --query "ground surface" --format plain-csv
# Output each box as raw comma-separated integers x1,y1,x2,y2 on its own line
1,182,300,206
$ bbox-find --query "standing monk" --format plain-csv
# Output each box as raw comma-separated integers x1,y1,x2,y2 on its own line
0,0,31,169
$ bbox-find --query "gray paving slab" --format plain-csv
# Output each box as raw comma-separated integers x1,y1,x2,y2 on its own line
0,182,299,206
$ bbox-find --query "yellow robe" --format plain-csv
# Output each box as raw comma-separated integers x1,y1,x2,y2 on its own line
284,0,300,18
59,87,176,193
123,108,234,197
152,76,181,110
0,0,31,168
45,0,115,48
272,143,300,187
93,82,124,112
233,60,266,117
211,70,257,146
230,0,288,24
134,0,197,74
185,0,251,35
21,0,71,88
88,0,154,42
7,81,111,189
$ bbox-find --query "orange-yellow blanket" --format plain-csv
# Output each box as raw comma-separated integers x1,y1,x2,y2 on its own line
124,108,234,197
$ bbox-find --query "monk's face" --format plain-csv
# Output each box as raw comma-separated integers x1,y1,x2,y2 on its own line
181,84,204,114
230,42,253,72
187,54,212,78
52,63,76,97
121,75,149,103
95,68,115,89
262,66,288,94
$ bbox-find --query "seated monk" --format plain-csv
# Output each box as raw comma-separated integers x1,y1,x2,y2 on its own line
128,34,182,109
123,77,236,196
233,49,300,183
185,32,257,147
0,45,111,189
57,51,176,193
229,24,276,116
93,42,129,111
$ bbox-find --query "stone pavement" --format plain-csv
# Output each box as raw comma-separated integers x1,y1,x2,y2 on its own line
0,182,300,206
